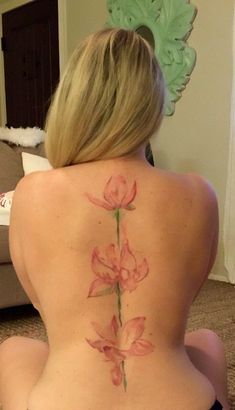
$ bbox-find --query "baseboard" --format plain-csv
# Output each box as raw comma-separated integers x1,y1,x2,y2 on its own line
208,273,232,284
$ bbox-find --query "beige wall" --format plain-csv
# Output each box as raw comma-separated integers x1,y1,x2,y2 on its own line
0,0,31,14
65,0,107,56
151,0,233,281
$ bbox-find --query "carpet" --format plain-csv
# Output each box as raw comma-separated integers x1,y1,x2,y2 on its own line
187,280,235,409
0,279,234,408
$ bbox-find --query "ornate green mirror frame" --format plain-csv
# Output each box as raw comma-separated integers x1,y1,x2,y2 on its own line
106,0,197,116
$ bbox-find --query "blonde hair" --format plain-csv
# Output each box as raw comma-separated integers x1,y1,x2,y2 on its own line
45,28,165,167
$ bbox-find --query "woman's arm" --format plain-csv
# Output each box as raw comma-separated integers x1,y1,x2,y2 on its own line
9,173,43,312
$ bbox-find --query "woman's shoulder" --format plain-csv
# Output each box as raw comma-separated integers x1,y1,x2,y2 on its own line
13,168,66,202
149,170,219,249
152,169,218,210
13,166,218,222
11,169,64,226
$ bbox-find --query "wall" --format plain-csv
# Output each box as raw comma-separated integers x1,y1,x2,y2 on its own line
0,0,31,14
151,0,233,281
65,0,107,56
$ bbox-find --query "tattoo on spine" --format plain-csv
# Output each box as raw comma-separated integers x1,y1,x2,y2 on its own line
85,175,155,391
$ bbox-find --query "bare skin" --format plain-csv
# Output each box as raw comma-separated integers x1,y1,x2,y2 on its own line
0,148,229,409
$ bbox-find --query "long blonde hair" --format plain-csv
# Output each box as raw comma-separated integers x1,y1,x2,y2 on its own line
45,28,165,167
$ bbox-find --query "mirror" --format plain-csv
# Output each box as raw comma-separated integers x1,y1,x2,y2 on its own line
106,0,197,115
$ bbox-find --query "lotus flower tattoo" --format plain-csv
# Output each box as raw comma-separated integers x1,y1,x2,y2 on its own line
85,175,154,390
87,315,154,386
88,241,149,297
86,175,137,211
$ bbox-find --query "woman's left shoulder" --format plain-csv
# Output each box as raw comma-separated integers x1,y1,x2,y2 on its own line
15,168,64,198
11,170,60,219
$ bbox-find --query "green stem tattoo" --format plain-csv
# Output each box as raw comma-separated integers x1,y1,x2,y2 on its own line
115,208,127,391
115,209,122,326
122,361,127,392
116,282,122,327
115,208,120,247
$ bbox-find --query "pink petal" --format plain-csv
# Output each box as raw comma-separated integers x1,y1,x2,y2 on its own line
85,192,114,210
121,181,137,208
86,338,111,353
120,241,137,272
111,315,119,337
91,316,119,343
119,242,138,292
122,317,146,350
111,365,123,386
119,245,149,291
103,346,126,365
88,278,115,297
105,244,120,271
104,176,127,208
119,274,138,292
135,258,149,282
92,248,117,282
128,339,155,356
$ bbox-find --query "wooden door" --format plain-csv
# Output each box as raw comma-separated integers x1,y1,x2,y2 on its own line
2,0,59,128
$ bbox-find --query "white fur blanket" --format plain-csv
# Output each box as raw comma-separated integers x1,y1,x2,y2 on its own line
0,127,45,147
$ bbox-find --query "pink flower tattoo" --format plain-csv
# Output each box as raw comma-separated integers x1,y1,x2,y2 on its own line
85,175,153,390
86,315,155,387
88,241,149,297
86,175,137,211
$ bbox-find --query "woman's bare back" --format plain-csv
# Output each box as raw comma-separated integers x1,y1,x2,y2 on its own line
10,158,218,410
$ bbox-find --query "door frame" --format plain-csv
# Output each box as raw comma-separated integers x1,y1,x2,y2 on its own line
0,0,67,127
